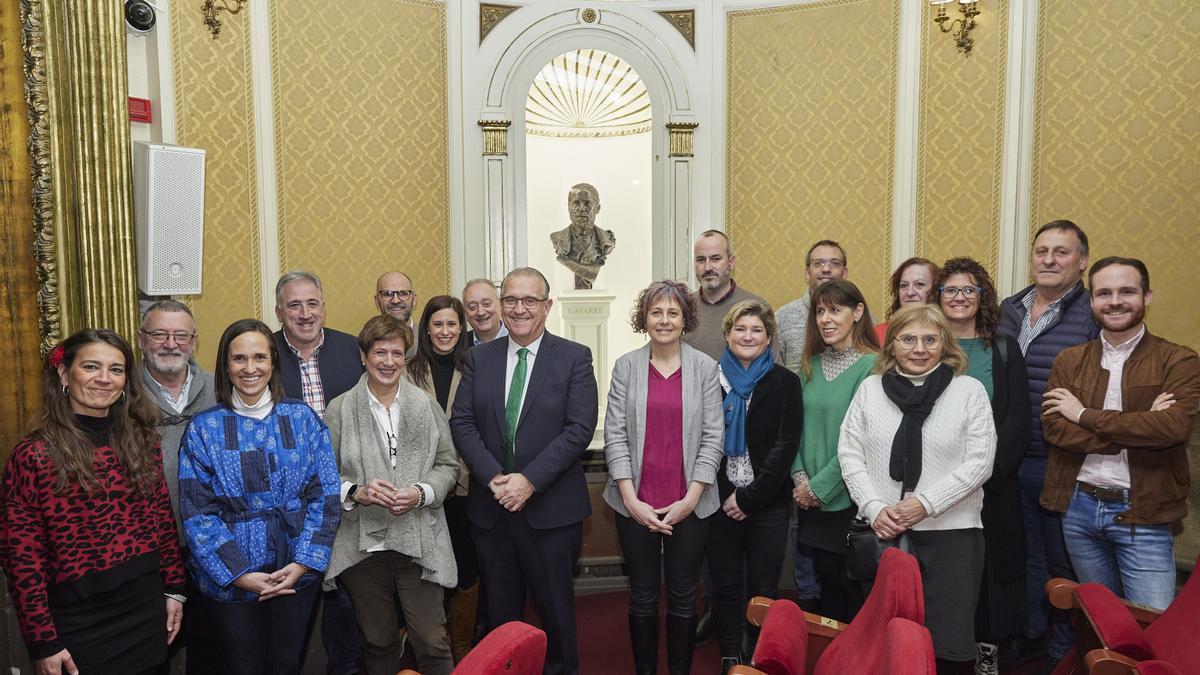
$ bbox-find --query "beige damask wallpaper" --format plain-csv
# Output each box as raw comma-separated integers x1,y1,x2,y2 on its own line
275,0,449,336
170,0,449,363
916,0,1007,272
1031,0,1200,353
726,0,898,314
171,4,261,367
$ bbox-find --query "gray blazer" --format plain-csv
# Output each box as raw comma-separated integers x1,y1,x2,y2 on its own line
603,342,725,519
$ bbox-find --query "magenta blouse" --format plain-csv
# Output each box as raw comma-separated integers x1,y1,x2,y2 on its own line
637,364,686,508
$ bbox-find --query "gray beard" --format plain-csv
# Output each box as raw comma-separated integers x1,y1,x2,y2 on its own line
147,354,189,377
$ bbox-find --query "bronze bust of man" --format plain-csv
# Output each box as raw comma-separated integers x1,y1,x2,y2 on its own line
549,182,616,289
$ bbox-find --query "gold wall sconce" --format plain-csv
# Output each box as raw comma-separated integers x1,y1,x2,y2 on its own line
930,0,980,55
201,0,246,39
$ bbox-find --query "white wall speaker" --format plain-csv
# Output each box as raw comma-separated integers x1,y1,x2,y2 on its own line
133,142,205,295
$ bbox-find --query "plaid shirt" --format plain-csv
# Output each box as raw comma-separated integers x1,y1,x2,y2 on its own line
284,330,327,418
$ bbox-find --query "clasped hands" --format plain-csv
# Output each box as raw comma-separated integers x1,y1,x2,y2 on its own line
872,497,928,540
233,561,309,602
490,472,534,512
792,477,819,510
623,494,699,535
353,478,421,516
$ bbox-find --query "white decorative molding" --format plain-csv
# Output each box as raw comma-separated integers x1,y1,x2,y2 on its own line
557,291,616,407
149,0,178,145
997,0,1038,296
248,0,280,326
452,3,705,293
892,0,922,268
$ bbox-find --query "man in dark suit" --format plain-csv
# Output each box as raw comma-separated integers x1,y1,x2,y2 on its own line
450,266,599,675
272,270,365,675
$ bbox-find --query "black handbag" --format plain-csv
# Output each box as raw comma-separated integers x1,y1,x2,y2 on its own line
844,486,914,582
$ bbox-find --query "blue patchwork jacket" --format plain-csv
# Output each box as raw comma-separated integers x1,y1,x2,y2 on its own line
179,400,341,602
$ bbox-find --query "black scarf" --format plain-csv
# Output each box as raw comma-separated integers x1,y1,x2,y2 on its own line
881,364,954,493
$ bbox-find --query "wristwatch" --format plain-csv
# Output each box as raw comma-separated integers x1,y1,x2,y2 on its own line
347,484,360,500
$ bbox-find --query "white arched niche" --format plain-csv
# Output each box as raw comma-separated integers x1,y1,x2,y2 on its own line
469,6,699,289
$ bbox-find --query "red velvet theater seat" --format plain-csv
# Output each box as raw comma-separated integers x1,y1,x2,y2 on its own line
747,598,808,675
812,547,925,674
397,620,546,675
882,617,936,675
1047,553,1200,675
739,548,927,675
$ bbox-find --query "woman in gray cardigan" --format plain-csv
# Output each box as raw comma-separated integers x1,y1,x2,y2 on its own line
324,315,460,675
604,280,725,675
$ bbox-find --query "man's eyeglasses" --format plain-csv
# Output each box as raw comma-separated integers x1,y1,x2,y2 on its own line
378,290,414,301
808,258,846,270
500,296,547,309
894,334,941,350
940,286,982,299
141,330,196,346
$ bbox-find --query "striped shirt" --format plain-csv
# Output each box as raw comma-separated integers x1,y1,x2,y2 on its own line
1017,288,1069,355
284,330,327,418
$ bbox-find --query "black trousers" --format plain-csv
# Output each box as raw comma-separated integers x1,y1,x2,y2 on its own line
811,547,865,623
615,512,709,618
472,513,582,675
706,501,790,658
177,569,222,675
204,581,320,675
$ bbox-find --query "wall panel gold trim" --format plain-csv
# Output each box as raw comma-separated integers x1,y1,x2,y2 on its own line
22,0,140,348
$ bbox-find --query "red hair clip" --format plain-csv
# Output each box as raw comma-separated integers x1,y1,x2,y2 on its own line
48,343,65,369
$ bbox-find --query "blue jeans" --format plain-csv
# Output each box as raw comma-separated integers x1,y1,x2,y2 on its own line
791,516,821,599
1063,486,1177,611
1019,456,1074,658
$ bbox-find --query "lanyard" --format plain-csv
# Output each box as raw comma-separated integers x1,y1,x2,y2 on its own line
371,400,398,469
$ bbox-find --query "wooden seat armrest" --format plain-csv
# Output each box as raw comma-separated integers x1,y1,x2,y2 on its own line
1050,577,1164,629
1083,648,1139,675
729,666,767,675
746,595,774,627
1047,577,1079,610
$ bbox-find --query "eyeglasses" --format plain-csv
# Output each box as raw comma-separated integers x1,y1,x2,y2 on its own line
894,334,941,350
386,431,397,460
378,290,414,301
809,258,846,270
141,330,196,345
940,285,981,299
500,296,547,309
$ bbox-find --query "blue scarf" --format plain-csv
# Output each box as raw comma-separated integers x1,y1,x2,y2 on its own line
719,347,775,458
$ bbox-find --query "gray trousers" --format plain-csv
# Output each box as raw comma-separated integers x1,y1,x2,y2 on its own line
339,551,454,675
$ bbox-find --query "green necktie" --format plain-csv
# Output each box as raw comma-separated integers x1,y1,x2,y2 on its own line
504,347,529,471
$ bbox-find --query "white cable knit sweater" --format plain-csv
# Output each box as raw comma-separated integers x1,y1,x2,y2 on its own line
838,373,997,531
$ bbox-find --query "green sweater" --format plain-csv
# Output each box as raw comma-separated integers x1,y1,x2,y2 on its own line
791,352,878,511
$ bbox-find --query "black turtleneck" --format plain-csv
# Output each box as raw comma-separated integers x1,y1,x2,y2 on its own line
431,351,456,412
74,413,114,447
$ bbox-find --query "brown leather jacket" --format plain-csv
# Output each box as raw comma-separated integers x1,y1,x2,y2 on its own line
1040,330,1200,525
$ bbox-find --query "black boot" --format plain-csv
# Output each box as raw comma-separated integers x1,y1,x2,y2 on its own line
666,613,698,675
741,623,760,664
629,613,659,675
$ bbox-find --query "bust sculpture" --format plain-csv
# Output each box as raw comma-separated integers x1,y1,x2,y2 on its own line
549,183,616,289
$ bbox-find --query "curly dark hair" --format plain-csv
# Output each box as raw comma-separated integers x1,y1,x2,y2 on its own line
630,280,700,334
36,329,162,496
932,257,1000,341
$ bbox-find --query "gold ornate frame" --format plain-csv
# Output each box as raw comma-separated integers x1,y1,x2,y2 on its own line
20,0,141,353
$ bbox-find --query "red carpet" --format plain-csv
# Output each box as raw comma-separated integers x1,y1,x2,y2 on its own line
574,590,724,675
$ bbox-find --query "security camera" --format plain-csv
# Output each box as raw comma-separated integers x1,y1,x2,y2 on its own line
125,0,161,35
